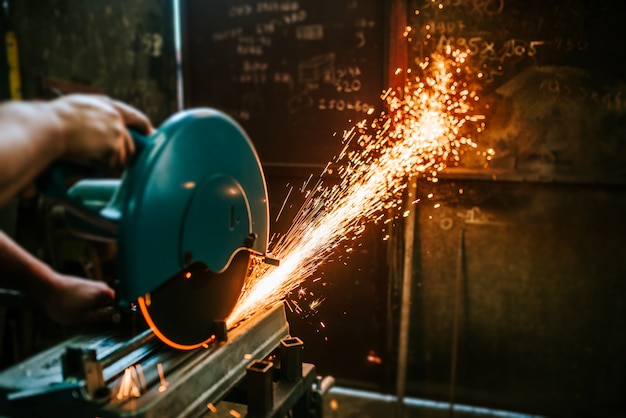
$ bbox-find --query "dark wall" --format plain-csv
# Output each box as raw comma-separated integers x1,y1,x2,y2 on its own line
181,0,393,390
407,0,626,181
7,0,177,124
179,2,626,414
181,0,387,167
409,179,626,417
4,1,625,415
405,1,626,416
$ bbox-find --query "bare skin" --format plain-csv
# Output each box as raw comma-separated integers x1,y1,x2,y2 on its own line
0,230,116,325
0,94,153,206
0,94,153,326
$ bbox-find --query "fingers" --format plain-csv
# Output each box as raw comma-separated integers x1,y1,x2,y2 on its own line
84,306,123,326
44,274,117,326
109,98,151,169
124,124,136,156
94,282,116,307
109,128,133,168
111,99,154,135
79,287,120,326
77,284,118,326
51,94,152,169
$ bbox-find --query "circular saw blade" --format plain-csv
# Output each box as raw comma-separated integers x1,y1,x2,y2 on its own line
115,108,270,309
138,251,251,350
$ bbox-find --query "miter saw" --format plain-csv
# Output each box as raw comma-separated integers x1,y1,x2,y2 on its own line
0,108,335,418
43,107,276,348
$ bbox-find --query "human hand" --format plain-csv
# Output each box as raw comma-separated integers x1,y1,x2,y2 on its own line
42,272,119,326
50,94,154,169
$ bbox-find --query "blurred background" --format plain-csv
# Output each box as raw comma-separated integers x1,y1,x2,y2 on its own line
1,1,625,417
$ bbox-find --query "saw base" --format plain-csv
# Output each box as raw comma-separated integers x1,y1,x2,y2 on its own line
0,303,330,418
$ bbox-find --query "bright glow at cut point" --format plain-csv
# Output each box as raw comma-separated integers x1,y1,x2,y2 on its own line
228,50,483,327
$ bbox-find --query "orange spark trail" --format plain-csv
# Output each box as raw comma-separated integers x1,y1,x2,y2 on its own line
228,50,482,327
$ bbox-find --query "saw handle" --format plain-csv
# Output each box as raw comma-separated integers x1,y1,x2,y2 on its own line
38,129,149,199
36,130,150,237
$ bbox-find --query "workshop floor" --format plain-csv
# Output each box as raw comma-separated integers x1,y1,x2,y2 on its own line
202,386,541,418
322,387,543,418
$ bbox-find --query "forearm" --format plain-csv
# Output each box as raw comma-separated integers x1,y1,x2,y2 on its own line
0,101,66,206
0,230,56,305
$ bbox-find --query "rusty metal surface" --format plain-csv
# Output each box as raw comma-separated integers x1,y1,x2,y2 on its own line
406,178,626,417
450,66,626,185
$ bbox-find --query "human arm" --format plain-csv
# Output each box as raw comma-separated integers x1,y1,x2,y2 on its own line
0,94,152,325
0,230,116,325
0,94,153,207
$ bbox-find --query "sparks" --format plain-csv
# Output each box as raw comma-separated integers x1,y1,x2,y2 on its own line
227,50,482,326
309,297,325,312
116,365,145,399
157,362,169,393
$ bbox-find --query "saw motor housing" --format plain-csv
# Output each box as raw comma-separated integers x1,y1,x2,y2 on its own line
58,108,271,347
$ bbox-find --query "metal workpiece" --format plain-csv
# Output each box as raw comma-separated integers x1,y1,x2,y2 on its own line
279,336,304,382
61,346,107,402
246,360,274,415
173,331,331,418
99,329,156,369
230,360,319,418
0,303,291,418
219,335,331,418
258,363,318,418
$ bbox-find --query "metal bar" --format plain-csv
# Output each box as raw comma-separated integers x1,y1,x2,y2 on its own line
150,302,290,418
448,229,465,415
246,360,274,415
396,175,417,416
268,363,317,418
100,329,155,368
280,337,303,382
0,303,290,418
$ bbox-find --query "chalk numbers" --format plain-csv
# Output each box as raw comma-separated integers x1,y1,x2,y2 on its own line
318,98,372,114
142,33,163,57
318,66,370,113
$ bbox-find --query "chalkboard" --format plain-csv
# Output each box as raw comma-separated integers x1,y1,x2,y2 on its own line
181,0,386,167
405,0,626,184
408,0,626,91
10,0,177,125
